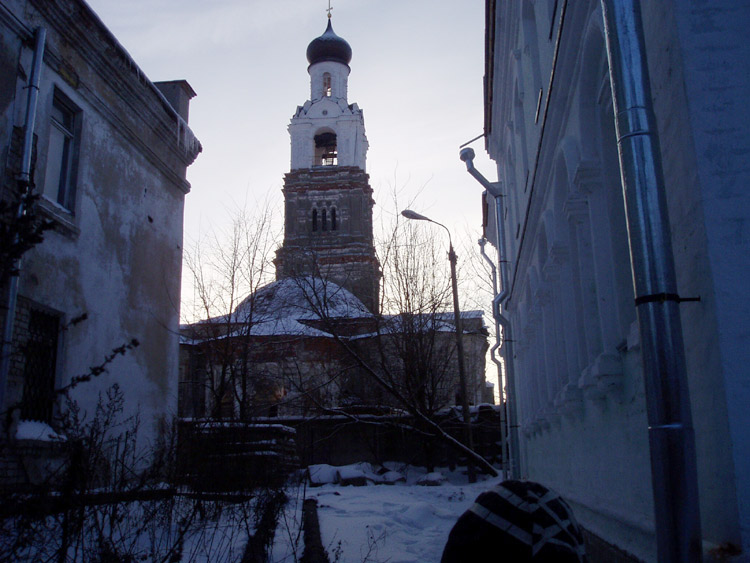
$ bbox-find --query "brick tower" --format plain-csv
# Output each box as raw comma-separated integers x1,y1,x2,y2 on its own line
275,17,380,313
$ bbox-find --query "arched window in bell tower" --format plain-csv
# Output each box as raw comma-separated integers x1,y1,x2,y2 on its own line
323,73,332,97
331,207,337,231
312,208,318,232
314,130,337,166
321,208,328,231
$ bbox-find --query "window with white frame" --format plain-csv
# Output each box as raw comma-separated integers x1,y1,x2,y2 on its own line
43,90,80,212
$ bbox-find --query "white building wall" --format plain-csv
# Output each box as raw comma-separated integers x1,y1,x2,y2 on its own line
666,1,750,550
289,100,368,170
309,60,350,102
485,0,749,559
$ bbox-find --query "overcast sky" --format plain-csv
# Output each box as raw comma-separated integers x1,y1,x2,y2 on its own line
84,0,497,302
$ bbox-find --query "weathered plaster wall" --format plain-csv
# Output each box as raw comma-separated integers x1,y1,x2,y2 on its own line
1,0,200,444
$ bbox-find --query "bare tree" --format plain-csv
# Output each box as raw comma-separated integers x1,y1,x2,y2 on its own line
180,186,497,475
181,198,281,420
285,188,496,474
0,383,287,563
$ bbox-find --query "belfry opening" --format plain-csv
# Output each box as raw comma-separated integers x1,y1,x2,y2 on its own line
314,131,337,166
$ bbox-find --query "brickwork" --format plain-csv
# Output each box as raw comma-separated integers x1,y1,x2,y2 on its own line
275,166,380,313
0,440,66,490
180,313,489,422
5,296,32,412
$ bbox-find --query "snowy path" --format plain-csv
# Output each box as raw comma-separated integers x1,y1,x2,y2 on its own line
310,474,502,563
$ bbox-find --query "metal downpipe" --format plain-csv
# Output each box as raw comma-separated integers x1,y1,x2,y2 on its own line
496,308,520,479
478,238,508,480
600,1,702,560
0,27,46,417
461,148,520,479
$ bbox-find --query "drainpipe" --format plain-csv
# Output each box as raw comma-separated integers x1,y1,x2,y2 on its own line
460,147,520,479
0,27,46,419
600,2,702,561
478,237,509,480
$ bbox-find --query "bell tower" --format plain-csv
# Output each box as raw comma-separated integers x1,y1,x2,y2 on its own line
275,17,380,313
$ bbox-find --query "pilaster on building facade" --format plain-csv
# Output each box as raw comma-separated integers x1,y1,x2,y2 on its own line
274,19,380,314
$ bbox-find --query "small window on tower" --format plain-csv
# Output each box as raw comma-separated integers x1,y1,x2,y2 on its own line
331,208,337,231
312,208,318,232
323,73,332,97
322,209,328,231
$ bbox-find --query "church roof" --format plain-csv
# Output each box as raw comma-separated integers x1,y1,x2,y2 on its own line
182,278,485,342
238,276,370,323
183,277,372,343
306,20,353,66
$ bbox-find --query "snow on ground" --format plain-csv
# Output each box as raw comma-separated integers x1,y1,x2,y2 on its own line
271,464,504,563
15,419,66,441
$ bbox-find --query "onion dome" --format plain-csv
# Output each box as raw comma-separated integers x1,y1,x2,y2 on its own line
306,20,352,66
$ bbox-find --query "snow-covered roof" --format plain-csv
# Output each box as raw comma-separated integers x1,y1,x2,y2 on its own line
350,310,487,340
186,277,373,340
182,277,487,343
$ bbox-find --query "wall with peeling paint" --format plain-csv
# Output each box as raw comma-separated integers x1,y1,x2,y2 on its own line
0,0,201,447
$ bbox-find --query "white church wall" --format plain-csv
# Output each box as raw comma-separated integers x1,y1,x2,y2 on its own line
309,60,350,102
290,106,367,170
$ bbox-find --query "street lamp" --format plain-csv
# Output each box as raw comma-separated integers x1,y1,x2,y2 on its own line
400,209,476,483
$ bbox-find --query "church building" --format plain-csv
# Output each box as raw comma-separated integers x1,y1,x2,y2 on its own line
179,17,488,422
274,18,380,314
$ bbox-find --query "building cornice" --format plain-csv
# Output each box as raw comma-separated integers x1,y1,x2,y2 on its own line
26,0,201,192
